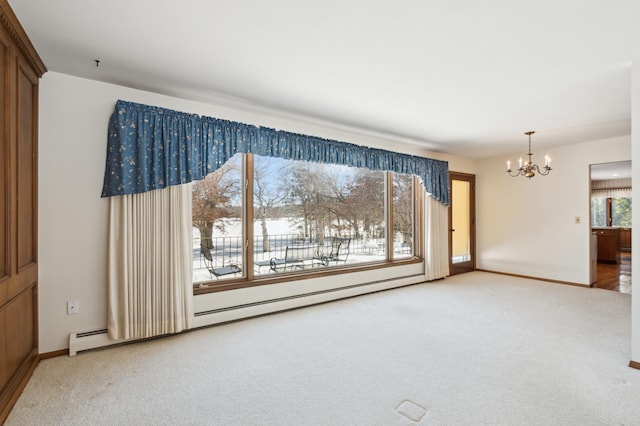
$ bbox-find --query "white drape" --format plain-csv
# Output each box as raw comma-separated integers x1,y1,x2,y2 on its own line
424,193,450,281
108,184,194,340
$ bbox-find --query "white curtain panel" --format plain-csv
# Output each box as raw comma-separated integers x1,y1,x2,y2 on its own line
108,184,194,340
424,193,450,281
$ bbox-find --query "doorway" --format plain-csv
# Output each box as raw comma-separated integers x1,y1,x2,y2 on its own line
449,172,476,275
590,160,632,293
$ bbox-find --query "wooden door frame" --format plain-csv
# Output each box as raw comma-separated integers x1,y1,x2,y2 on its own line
448,172,476,275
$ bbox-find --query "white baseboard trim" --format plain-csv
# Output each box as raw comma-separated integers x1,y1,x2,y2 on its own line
475,269,589,287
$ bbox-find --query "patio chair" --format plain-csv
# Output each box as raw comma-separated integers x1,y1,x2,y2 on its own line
313,237,350,266
202,246,241,279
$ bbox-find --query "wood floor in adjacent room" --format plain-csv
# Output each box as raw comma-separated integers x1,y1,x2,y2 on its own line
594,251,632,294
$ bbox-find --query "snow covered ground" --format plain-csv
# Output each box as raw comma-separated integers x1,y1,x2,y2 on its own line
193,218,410,282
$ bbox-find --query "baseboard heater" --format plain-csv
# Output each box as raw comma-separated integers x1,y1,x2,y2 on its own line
193,273,428,330
69,329,123,356
195,274,425,317
69,273,428,356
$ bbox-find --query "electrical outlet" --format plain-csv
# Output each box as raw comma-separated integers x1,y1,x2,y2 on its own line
67,300,79,315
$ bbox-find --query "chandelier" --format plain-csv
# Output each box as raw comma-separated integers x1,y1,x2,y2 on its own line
506,131,551,178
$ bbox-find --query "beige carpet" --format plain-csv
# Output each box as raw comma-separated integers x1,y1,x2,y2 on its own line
6,272,640,425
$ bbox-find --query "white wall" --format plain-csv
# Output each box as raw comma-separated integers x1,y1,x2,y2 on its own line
38,71,639,362
38,71,472,353
476,135,631,284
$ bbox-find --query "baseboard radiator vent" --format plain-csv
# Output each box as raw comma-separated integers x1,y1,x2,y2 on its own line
69,329,125,356
70,273,428,355
194,273,427,328
194,277,416,317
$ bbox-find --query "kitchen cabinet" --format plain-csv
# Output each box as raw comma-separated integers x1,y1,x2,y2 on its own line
620,228,632,251
593,227,620,264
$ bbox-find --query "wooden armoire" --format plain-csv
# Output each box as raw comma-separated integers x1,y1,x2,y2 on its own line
0,0,46,422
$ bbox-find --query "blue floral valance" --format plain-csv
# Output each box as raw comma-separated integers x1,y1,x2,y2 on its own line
101,100,450,205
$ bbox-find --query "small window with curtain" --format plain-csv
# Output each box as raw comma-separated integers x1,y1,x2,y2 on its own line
591,180,631,228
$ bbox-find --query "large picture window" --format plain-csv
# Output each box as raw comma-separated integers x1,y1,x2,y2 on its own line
193,154,421,288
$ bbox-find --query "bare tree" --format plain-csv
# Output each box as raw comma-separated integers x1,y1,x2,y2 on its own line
393,174,413,245
317,169,351,237
343,169,385,238
192,163,240,255
280,163,386,242
280,162,326,241
254,158,287,252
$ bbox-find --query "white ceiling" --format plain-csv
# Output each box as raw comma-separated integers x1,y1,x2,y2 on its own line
9,0,640,158
591,160,632,180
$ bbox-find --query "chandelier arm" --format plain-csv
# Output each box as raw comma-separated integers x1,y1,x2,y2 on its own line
537,165,552,176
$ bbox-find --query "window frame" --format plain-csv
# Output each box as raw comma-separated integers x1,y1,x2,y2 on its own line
194,154,424,294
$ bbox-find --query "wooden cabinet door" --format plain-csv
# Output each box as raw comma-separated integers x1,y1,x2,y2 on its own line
620,228,631,251
0,1,45,421
594,228,620,264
